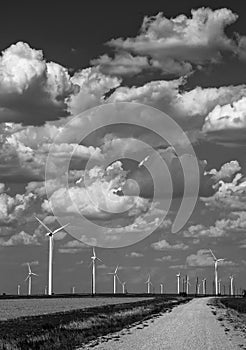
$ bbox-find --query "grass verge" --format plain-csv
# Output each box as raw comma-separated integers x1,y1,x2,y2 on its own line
0,297,191,350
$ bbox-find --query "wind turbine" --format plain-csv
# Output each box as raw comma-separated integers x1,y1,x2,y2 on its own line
176,273,181,294
185,275,191,295
35,216,69,295
121,281,126,294
90,247,102,295
160,283,164,294
202,278,206,295
24,263,38,295
145,274,153,294
197,283,201,295
229,275,234,296
17,284,20,296
209,249,224,296
218,279,221,295
108,265,120,294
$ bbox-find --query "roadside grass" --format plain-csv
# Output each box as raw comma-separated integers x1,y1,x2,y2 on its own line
219,298,246,314
0,297,191,350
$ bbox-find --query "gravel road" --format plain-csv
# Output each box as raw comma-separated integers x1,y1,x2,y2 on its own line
86,298,240,350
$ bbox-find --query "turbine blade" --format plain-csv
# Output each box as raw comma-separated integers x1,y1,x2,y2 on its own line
209,249,217,260
53,223,69,234
35,216,52,233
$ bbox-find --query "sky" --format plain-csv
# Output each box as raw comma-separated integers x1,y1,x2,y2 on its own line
0,0,246,295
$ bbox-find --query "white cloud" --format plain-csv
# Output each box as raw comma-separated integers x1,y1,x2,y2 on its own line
0,42,75,124
151,239,188,251
107,8,241,76
127,252,144,258
203,96,246,145
0,231,40,246
91,53,152,76
155,255,173,262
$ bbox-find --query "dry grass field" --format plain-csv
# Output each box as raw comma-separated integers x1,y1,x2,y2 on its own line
0,297,150,320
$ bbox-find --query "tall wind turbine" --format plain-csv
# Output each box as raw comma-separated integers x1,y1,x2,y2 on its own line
145,274,153,294
90,247,102,295
229,275,234,296
108,266,120,294
25,263,38,295
209,249,224,296
176,273,181,294
35,216,69,295
202,278,206,295
160,283,164,294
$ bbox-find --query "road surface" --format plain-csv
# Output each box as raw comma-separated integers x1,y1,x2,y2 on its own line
86,298,240,350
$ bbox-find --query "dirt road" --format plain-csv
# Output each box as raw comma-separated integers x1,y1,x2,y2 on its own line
85,298,241,350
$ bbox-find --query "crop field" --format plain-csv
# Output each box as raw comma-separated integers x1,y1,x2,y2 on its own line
0,296,190,349
219,297,246,313
0,296,150,320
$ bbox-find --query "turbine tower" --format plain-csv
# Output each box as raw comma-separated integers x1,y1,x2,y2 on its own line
218,279,221,295
197,283,201,295
145,274,153,294
17,284,21,296
108,266,120,294
121,281,126,294
202,278,206,295
176,273,181,294
209,249,224,296
35,216,69,296
90,247,102,295
160,283,164,294
229,275,234,296
185,275,191,295
24,263,38,295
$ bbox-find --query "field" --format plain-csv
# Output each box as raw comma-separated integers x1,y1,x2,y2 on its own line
219,297,246,313
0,296,150,320
0,296,190,349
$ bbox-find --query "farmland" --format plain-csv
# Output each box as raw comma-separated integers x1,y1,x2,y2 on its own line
0,296,190,349
0,296,150,320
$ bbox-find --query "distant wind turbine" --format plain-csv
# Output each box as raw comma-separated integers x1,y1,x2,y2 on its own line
176,272,181,294
209,249,224,296
17,284,20,296
35,216,69,296
218,279,221,295
90,247,103,295
197,283,201,295
229,275,234,296
160,283,164,294
24,263,38,295
145,274,153,294
185,275,191,295
138,155,150,168
202,278,206,295
108,265,120,294
121,281,126,294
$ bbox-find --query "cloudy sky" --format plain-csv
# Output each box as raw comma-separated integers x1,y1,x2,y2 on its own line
0,0,246,295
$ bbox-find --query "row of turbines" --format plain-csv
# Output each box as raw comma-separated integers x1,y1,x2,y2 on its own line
18,217,240,296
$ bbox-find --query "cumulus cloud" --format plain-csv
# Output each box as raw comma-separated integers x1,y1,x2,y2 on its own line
42,161,150,220
0,42,76,124
203,96,246,146
91,53,153,76
0,231,40,246
67,67,121,116
207,160,241,182
151,239,188,251
0,189,36,226
107,8,242,76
